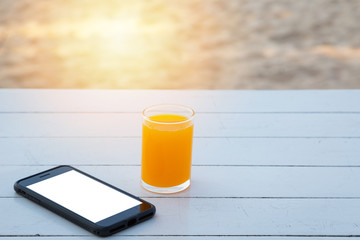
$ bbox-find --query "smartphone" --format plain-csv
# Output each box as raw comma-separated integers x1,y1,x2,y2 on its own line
14,165,156,237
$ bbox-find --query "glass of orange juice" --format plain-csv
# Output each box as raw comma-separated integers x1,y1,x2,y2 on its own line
141,104,195,194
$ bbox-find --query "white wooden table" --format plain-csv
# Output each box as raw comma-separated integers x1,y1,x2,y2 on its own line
1,89,360,239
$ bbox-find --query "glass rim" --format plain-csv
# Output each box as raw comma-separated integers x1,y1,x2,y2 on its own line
142,104,195,125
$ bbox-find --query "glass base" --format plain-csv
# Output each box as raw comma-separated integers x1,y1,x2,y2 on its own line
141,179,190,194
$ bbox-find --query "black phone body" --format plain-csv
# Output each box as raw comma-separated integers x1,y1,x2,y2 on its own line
14,165,155,237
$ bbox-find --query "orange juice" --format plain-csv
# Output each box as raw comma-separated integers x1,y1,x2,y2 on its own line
141,114,194,188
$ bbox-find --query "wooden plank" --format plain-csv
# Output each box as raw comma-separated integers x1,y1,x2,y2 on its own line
0,113,359,137
1,138,359,166
2,197,360,236
0,238,355,240
0,89,360,113
4,166,360,198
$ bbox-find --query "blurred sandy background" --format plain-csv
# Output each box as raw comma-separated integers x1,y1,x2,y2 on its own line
0,0,360,89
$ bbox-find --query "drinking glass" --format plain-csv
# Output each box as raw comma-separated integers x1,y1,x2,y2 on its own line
141,104,195,194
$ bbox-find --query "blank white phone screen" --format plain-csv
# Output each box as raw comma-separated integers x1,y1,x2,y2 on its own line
28,170,141,223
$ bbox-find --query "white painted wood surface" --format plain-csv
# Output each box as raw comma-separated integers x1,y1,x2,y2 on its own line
1,89,359,239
